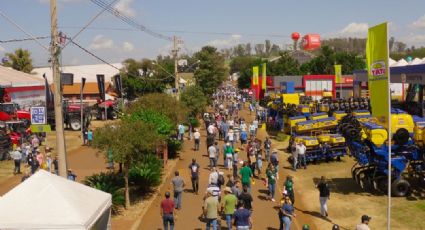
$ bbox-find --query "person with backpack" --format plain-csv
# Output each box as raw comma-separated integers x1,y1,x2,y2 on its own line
316,176,330,217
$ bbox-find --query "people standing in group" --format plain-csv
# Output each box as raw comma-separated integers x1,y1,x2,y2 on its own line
266,164,278,201
189,159,200,194
221,187,237,230
234,200,252,230
203,190,220,230
316,176,330,217
193,129,201,151
171,171,185,210
279,195,296,230
160,192,175,230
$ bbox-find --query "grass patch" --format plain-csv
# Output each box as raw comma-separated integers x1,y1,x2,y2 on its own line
416,202,425,212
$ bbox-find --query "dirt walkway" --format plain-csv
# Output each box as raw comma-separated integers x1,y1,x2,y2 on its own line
137,107,316,230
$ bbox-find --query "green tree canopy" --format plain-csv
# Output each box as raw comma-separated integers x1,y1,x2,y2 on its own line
4,48,33,73
193,46,228,96
126,109,173,137
268,52,302,76
180,85,208,116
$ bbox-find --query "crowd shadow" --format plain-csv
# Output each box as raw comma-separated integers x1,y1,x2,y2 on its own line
294,207,333,224
315,177,383,196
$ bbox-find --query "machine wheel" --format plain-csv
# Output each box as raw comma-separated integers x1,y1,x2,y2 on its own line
393,128,409,146
69,117,82,131
391,179,410,197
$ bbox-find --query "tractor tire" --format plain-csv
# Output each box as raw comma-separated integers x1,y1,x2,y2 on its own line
69,117,82,131
391,179,410,197
394,128,409,146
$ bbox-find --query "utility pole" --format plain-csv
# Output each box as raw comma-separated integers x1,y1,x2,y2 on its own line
172,36,180,99
50,0,68,178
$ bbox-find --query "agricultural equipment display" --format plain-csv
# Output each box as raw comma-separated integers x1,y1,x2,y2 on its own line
0,121,11,161
92,100,119,120
47,100,91,131
0,102,31,127
339,111,425,197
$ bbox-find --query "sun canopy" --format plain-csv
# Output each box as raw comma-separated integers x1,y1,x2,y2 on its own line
0,66,44,87
0,170,112,229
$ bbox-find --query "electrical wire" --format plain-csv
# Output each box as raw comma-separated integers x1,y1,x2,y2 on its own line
90,0,172,41
0,10,50,51
0,36,49,43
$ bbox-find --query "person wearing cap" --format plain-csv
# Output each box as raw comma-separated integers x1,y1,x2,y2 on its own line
356,215,371,230
203,190,220,230
221,187,237,230
160,191,175,230
302,224,310,230
332,224,340,230
10,147,22,174
193,129,201,151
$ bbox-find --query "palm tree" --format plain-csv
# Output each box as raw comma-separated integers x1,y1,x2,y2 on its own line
4,48,33,73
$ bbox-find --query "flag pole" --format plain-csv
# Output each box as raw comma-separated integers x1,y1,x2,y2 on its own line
386,21,392,230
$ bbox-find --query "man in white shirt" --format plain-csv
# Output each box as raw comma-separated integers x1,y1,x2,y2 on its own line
297,142,307,169
207,124,215,136
240,122,247,132
209,167,219,185
193,129,201,151
356,215,371,230
252,119,259,135
208,145,217,168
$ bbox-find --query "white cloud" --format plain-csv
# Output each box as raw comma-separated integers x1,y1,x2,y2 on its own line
207,34,242,48
336,22,369,38
89,35,114,50
411,15,425,29
400,34,425,46
122,41,134,52
114,0,136,17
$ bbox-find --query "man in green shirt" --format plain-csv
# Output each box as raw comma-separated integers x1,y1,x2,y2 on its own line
221,187,237,230
266,164,277,201
203,190,220,230
239,161,253,193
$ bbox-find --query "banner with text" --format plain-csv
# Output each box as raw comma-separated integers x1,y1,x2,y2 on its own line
252,66,259,85
334,64,342,84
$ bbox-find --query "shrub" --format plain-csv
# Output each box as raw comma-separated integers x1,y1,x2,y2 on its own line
187,117,200,128
83,172,125,214
167,138,182,158
129,154,162,190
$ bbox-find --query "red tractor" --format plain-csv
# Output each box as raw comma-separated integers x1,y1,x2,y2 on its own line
5,120,31,146
0,103,31,127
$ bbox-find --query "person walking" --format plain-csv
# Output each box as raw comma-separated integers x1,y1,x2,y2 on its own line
171,171,185,210
223,143,233,168
270,149,279,172
356,215,371,230
238,186,253,212
316,176,330,217
194,129,201,151
203,190,220,230
297,141,307,169
208,144,218,169
264,137,271,162
284,176,295,205
160,192,175,230
178,124,185,141
239,161,253,193
221,187,237,230
234,200,252,230
188,159,200,194
87,130,93,146
209,167,219,185
280,195,296,230
292,142,299,171
266,164,278,201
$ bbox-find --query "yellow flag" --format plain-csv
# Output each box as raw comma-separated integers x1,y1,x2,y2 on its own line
334,64,342,84
262,63,267,90
253,66,259,85
366,22,389,123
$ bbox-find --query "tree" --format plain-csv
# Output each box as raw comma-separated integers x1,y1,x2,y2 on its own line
92,120,160,208
193,46,227,96
231,56,263,89
180,85,208,116
254,44,265,56
4,48,33,73
268,52,301,76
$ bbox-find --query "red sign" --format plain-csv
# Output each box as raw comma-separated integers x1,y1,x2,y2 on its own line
344,77,354,83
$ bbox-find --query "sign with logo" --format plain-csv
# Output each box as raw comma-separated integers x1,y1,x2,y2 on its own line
366,22,389,122
30,124,51,133
30,107,46,125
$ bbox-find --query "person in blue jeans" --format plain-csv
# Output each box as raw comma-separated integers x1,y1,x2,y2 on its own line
161,192,175,230
280,196,296,230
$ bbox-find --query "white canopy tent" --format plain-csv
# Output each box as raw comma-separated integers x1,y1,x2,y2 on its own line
0,170,112,230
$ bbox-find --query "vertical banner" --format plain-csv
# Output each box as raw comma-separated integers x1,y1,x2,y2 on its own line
113,74,122,97
252,66,259,85
334,64,342,84
262,63,267,90
96,74,106,101
366,22,390,122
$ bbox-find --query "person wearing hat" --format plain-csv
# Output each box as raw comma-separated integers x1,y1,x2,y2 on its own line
203,189,220,230
221,187,237,230
10,147,22,174
356,215,371,230
160,191,175,230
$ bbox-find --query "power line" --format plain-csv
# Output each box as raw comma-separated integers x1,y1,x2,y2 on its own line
0,36,49,43
0,10,50,51
90,0,172,41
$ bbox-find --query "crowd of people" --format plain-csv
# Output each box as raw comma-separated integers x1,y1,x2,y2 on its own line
160,84,373,230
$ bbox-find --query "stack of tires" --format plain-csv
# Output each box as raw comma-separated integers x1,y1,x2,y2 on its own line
0,122,11,160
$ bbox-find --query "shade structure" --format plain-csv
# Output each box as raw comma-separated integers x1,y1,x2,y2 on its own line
0,170,112,230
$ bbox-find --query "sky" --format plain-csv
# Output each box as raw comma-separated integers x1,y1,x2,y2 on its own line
1,0,425,67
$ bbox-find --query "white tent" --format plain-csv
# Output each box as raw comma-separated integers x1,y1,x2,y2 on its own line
0,170,112,230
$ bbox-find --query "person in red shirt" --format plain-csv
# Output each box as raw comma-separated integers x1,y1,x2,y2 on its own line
160,192,175,230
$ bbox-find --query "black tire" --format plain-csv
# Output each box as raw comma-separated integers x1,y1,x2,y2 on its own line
69,117,82,131
391,179,410,197
394,128,409,146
